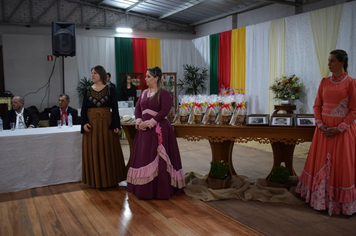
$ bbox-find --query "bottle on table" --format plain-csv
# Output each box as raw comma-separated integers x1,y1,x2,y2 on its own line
0,117,3,131
68,113,73,127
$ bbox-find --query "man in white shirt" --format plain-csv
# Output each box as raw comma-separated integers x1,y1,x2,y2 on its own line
3,96,39,129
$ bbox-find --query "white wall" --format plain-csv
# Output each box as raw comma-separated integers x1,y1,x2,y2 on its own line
2,34,78,111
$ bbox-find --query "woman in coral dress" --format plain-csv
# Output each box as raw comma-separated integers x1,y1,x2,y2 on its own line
126,66,185,199
296,50,356,215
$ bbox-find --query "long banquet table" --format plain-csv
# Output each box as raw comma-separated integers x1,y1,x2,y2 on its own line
0,125,82,193
121,123,315,179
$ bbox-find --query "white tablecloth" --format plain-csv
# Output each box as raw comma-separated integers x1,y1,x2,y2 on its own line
119,107,135,116
0,125,82,193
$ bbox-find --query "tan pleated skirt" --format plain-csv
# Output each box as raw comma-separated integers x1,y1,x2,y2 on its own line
82,107,127,188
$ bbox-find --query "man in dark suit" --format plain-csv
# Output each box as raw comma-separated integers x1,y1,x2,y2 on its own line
49,94,79,126
3,96,39,129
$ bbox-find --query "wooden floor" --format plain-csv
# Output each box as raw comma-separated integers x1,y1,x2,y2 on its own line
1,138,355,236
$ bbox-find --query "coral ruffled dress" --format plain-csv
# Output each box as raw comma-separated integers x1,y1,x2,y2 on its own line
127,89,185,199
296,73,356,215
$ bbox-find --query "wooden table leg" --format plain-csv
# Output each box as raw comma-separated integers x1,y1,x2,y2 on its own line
267,141,297,179
121,125,137,172
208,140,237,176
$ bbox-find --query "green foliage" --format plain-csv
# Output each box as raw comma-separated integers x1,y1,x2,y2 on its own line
177,64,208,95
77,77,94,99
209,160,229,180
270,165,290,184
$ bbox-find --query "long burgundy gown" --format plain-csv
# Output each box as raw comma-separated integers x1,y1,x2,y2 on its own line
127,89,185,199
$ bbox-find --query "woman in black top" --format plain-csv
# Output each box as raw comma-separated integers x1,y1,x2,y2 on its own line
121,75,137,105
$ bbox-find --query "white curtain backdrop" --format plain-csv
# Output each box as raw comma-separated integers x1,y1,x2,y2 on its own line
245,21,271,114
285,12,321,114
161,37,210,100
160,39,194,98
73,1,355,113
191,36,210,95
310,4,343,78
268,19,286,114
76,36,116,84
335,1,356,78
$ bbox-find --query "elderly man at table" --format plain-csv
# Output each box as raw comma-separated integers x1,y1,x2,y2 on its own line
3,96,39,129
49,94,79,126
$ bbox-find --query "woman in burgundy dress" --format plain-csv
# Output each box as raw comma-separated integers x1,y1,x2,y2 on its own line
127,66,185,199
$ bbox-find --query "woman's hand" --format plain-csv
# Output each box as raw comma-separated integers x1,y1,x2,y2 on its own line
319,124,329,133
114,128,119,133
324,127,341,138
138,121,148,130
83,123,91,132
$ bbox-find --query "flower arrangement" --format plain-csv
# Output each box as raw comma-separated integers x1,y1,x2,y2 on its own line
270,75,303,100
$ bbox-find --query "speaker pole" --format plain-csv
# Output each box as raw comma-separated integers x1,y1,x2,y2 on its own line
62,56,65,94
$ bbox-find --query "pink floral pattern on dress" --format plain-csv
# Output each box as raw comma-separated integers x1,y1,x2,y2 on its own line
156,124,163,145
330,97,349,117
296,153,356,216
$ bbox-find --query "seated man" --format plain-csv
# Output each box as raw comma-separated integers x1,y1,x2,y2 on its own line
49,94,79,126
3,96,39,129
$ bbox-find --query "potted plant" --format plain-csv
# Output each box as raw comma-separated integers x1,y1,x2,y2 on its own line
177,64,208,95
266,165,292,189
77,77,94,103
207,160,230,189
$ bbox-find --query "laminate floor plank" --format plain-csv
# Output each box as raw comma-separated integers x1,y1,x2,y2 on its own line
1,138,355,236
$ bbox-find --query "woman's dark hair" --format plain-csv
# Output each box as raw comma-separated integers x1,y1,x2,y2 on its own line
330,49,348,72
91,65,107,84
121,75,134,88
147,66,163,102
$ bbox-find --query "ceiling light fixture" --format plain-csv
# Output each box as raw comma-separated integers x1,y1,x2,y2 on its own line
116,27,132,33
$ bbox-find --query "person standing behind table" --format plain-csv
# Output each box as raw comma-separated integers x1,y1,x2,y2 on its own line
3,96,39,130
121,75,137,105
49,94,79,126
81,65,127,189
106,72,117,91
296,49,356,216
126,66,185,199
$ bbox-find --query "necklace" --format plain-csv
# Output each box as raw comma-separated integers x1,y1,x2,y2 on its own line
148,88,157,97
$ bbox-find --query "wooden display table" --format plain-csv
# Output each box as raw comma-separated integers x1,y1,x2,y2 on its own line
121,123,315,179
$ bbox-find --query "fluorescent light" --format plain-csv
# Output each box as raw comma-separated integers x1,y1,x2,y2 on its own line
116,27,132,33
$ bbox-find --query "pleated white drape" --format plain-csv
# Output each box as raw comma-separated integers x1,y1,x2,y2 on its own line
285,13,320,114
76,36,116,85
245,21,271,114
310,5,343,78
268,19,286,114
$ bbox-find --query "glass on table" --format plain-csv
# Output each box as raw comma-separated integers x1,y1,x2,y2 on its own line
10,122,15,131
57,120,62,128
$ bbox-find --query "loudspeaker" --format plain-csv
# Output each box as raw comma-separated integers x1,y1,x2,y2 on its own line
52,22,76,57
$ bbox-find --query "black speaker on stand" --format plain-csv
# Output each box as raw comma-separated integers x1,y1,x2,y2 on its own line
52,22,76,94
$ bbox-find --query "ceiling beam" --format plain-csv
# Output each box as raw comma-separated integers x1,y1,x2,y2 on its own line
190,1,271,26
125,0,146,13
257,0,303,6
34,0,58,23
6,0,26,22
159,0,206,20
